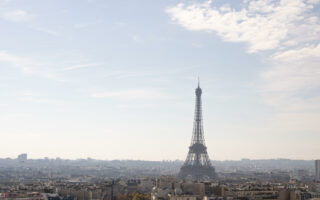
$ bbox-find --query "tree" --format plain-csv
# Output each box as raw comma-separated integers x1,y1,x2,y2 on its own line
118,192,151,200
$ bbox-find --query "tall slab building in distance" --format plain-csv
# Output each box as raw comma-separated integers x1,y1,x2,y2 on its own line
179,82,217,180
316,160,320,181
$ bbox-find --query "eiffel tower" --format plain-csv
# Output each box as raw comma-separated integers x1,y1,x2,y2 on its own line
178,81,217,180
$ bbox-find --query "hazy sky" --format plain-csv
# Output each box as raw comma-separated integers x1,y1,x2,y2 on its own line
0,0,320,160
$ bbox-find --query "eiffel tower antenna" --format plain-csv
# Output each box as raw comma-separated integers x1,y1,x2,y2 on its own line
178,81,217,180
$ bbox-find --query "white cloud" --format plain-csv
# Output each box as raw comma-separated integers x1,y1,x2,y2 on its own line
273,44,320,61
74,19,104,29
307,0,320,4
166,0,320,53
22,97,58,104
21,93,62,104
262,44,320,113
166,0,320,93
0,51,34,74
0,51,68,82
104,70,139,79
91,89,169,100
1,9,33,22
63,63,104,71
264,44,320,97
167,0,320,133
131,34,144,43
34,27,60,36
0,5,60,37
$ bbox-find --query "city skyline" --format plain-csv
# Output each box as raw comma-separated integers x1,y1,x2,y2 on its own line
0,0,320,161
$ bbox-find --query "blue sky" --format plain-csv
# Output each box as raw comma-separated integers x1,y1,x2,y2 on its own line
0,0,320,160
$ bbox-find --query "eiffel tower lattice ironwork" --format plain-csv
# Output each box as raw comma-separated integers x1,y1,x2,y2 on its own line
178,82,217,180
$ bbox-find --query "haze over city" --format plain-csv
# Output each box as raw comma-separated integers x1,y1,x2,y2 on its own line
1,0,320,161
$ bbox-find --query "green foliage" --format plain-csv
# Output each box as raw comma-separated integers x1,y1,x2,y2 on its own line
118,192,151,200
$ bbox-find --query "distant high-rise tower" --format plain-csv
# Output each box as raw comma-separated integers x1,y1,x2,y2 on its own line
17,153,27,163
316,160,320,181
178,82,216,180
